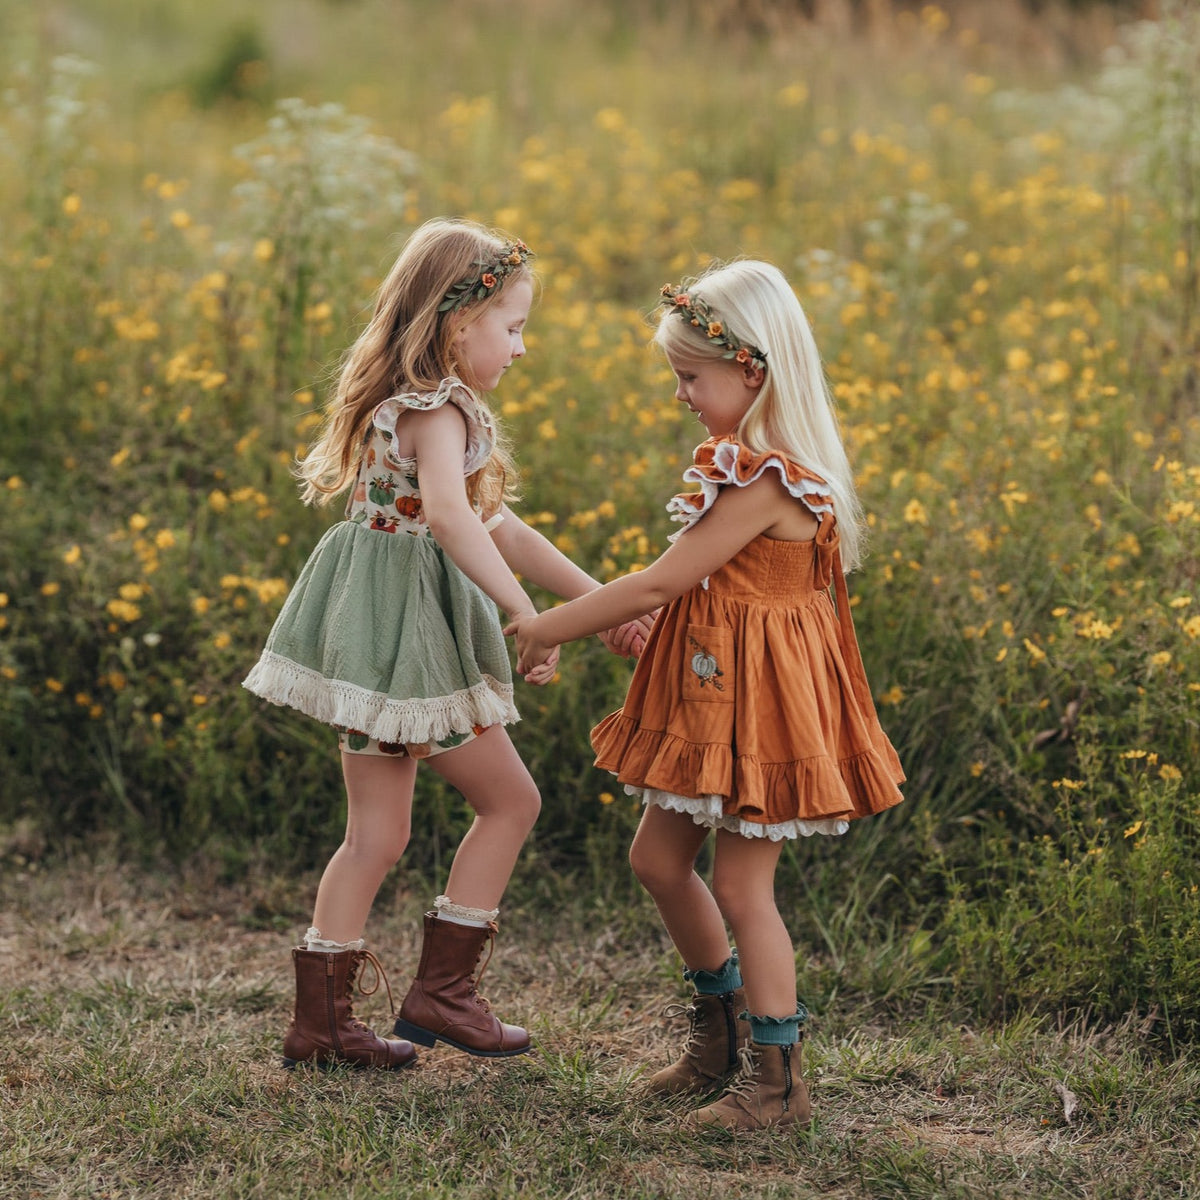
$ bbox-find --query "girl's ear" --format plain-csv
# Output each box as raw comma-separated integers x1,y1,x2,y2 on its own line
741,364,766,389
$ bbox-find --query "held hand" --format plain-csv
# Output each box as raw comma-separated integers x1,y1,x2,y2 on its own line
598,612,658,659
522,643,560,686
503,613,558,682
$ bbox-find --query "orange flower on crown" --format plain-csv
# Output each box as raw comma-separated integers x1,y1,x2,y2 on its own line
439,240,534,314
658,280,768,372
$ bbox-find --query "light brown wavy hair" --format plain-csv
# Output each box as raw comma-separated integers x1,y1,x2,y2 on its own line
296,218,529,517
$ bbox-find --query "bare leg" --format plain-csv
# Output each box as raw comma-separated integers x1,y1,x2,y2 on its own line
711,829,795,1018
629,803,731,971
311,752,418,943
426,726,541,911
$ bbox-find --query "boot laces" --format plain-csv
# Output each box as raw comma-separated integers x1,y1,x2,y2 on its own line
724,1044,764,1100
468,923,497,1013
663,1000,710,1061
345,948,396,1031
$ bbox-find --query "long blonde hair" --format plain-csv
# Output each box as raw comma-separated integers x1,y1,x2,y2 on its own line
654,259,865,570
297,217,527,516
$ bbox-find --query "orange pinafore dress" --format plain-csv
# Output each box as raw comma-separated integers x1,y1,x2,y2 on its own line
590,436,905,839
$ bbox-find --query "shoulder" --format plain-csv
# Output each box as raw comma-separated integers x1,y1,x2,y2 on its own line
374,377,495,471
374,377,481,426
666,436,833,538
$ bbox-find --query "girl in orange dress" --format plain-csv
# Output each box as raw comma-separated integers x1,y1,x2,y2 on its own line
509,260,905,1131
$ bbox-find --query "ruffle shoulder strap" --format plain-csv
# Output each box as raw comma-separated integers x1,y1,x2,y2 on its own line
666,436,834,540
373,376,495,474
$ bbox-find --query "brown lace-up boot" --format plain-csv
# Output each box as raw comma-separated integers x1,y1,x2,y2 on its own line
393,913,531,1057
646,988,749,1096
282,947,417,1070
691,1039,812,1131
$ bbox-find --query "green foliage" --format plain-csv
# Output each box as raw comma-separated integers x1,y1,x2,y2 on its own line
190,22,272,109
940,768,1200,1037
0,0,1197,1035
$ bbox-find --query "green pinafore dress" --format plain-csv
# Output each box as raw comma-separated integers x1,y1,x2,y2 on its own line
242,377,517,753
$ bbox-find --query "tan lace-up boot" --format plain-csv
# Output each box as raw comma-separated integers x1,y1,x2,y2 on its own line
646,988,749,1096
690,1040,812,1131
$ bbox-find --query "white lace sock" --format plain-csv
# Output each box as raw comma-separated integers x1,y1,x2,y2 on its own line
303,926,365,952
434,895,499,928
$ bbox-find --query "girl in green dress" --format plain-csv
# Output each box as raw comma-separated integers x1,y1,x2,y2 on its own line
245,218,649,1069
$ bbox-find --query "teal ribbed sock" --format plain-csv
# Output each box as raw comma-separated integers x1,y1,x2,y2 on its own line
684,952,742,995
746,1000,810,1046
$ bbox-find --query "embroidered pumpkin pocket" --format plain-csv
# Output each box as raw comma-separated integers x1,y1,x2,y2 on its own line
682,625,734,704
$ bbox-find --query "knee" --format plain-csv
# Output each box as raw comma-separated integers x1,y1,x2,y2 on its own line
711,865,759,926
629,837,688,895
343,825,409,873
508,781,541,836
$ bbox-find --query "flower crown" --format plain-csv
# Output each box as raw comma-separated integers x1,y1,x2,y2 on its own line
659,283,768,372
439,239,533,314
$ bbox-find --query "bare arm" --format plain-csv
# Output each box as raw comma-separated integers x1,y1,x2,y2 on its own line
409,405,538,622
490,505,656,658
507,475,794,670
489,506,603,599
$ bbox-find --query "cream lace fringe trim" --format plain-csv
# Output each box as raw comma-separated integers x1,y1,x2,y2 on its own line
243,651,517,744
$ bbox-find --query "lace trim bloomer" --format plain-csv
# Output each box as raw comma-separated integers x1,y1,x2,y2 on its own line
634,785,850,840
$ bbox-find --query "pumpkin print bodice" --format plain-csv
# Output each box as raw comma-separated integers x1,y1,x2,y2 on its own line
345,377,497,535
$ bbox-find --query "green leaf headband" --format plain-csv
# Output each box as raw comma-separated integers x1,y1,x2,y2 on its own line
439,239,533,314
659,282,768,372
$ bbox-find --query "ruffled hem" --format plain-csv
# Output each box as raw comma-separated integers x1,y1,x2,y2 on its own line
594,723,734,799
243,650,518,744
635,786,849,840
667,436,834,541
592,714,904,828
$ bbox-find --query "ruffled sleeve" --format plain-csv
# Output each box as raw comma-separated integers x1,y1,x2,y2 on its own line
373,376,496,474
666,436,834,541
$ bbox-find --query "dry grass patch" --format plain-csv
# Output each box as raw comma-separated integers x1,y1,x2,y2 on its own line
3,860,1199,1200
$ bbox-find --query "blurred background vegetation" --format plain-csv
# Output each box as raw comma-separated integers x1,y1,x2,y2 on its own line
0,0,1197,1034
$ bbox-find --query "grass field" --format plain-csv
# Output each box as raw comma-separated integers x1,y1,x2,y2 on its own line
4,862,1200,1200
1,0,1199,1192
